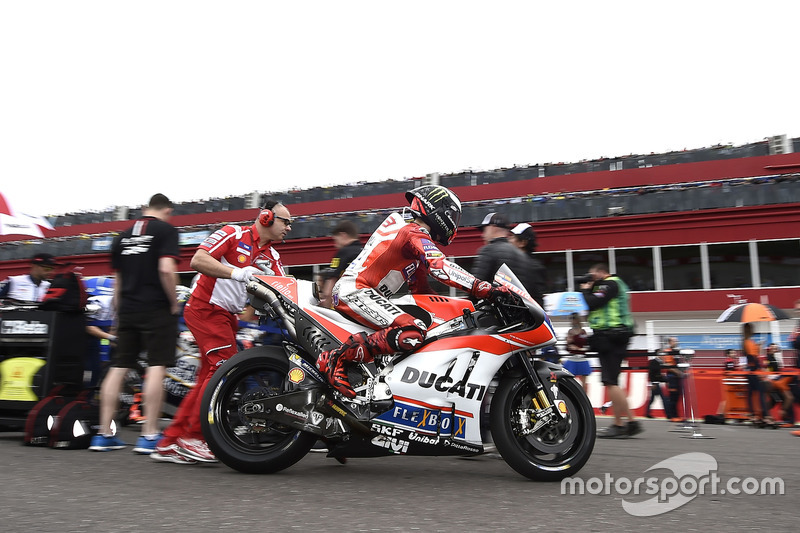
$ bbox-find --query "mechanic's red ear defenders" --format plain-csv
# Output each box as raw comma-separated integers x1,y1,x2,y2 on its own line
259,209,274,227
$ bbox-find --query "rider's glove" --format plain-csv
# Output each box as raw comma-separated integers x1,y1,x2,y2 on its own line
471,280,493,300
487,283,512,302
472,280,512,301
230,266,263,283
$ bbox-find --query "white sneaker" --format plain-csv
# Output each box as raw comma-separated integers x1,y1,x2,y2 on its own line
176,437,218,463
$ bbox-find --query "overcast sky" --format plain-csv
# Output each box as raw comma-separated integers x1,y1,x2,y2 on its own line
2,1,798,218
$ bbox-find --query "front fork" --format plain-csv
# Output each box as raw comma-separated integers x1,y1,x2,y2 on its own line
516,350,570,435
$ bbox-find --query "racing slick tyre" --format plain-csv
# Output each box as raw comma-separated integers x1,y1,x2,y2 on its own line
490,374,596,481
201,346,316,474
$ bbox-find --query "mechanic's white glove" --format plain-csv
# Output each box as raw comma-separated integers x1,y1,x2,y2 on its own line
230,266,263,283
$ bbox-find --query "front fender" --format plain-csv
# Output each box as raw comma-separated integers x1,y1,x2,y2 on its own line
500,355,573,382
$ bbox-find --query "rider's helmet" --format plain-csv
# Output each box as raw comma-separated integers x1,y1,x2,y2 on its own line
405,185,462,246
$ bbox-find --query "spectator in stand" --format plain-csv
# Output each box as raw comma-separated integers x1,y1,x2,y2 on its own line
563,312,592,390
742,322,772,427
318,220,363,308
90,194,179,453
472,213,530,298
152,199,292,464
0,253,60,302
508,222,547,307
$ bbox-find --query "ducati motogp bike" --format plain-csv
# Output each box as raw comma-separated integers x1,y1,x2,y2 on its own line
200,266,596,481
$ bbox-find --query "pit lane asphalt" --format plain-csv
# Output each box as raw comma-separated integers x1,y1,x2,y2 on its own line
0,418,796,532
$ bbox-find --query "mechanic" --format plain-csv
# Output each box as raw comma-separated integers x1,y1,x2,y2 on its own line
152,199,292,464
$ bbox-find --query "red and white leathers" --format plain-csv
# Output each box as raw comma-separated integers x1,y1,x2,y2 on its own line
319,213,494,397
159,223,285,448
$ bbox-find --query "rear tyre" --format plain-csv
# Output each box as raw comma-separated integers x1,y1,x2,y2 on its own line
490,375,595,481
201,346,316,474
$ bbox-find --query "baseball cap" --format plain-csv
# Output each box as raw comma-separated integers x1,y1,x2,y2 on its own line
511,222,532,235
478,212,510,229
31,253,60,267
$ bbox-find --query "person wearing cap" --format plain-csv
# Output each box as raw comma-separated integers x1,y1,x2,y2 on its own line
0,252,60,302
318,220,363,308
472,212,531,300
509,222,547,307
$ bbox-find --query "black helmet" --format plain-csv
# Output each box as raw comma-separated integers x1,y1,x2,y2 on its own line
405,185,462,246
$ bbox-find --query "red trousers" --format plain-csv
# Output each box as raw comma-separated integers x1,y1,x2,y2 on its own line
160,299,238,445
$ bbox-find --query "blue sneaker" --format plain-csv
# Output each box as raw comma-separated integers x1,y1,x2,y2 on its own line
132,434,162,455
89,434,127,451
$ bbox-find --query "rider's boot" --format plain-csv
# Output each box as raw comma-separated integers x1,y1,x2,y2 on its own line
317,332,379,398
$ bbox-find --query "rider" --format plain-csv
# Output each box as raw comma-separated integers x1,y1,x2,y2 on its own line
317,185,511,398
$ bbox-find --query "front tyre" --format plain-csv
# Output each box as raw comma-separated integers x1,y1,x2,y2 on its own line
490,375,595,481
200,346,316,474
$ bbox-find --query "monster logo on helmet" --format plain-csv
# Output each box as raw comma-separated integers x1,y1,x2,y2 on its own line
405,186,462,246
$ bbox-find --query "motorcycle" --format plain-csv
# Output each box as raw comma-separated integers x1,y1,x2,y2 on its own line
200,266,596,481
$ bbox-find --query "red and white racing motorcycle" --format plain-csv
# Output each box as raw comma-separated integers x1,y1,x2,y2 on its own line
200,266,596,481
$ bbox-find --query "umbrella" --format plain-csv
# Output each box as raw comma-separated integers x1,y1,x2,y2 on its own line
544,291,588,316
716,302,791,323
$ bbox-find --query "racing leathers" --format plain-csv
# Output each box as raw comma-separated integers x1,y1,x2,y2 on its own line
318,212,507,398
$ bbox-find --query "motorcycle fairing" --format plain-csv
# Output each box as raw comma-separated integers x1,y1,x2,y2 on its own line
325,420,483,459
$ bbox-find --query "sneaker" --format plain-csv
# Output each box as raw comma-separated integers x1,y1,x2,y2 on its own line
150,444,198,465
176,437,218,463
627,420,644,437
132,434,162,455
89,434,128,451
597,424,628,438
791,430,800,437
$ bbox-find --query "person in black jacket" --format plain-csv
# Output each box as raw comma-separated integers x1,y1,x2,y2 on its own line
319,220,363,308
644,356,665,418
509,222,547,307
472,213,531,298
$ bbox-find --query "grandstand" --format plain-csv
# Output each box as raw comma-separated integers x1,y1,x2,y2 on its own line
2,135,800,359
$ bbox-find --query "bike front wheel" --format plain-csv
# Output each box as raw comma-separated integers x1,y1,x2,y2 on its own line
490,374,596,481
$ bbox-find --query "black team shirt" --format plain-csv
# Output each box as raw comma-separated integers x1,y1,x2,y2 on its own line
111,216,180,314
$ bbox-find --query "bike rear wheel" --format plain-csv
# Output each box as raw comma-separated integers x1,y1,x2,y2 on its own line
200,346,316,474
490,374,595,481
